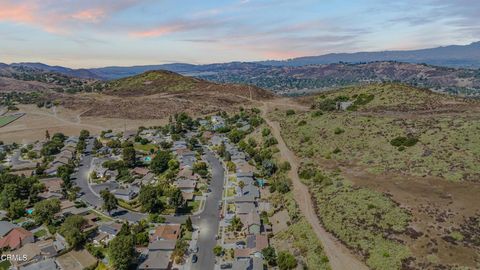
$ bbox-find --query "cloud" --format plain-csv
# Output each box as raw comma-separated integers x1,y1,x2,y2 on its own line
0,0,143,34
130,18,227,38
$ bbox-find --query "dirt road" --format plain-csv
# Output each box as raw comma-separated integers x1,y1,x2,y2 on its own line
261,102,369,270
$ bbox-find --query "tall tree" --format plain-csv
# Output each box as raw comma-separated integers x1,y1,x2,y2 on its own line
45,130,50,141
108,235,135,270
138,185,163,213
170,188,184,210
150,150,171,174
33,198,61,225
100,189,118,215
122,146,136,168
185,216,193,232
59,215,86,248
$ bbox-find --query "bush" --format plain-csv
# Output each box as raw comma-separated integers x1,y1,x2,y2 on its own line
277,251,297,270
285,109,295,116
311,110,323,117
297,120,307,126
390,136,418,148
334,127,345,134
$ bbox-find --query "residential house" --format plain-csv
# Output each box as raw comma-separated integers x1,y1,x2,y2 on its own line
138,250,172,270
95,223,122,244
0,227,34,250
148,239,176,251
55,249,97,270
22,258,59,270
239,210,261,235
179,151,196,168
173,179,197,201
150,224,181,241
0,221,17,237
172,140,188,151
113,186,139,202
38,177,63,199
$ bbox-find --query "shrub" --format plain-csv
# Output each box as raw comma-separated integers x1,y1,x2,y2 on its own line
298,120,307,126
311,110,323,117
285,109,295,116
390,136,418,148
334,127,345,134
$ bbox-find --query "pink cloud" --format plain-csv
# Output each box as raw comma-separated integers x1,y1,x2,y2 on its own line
71,8,106,23
0,0,137,34
0,2,35,25
131,25,184,38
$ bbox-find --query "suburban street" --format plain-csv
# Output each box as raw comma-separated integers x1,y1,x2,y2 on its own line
73,140,225,269
190,149,224,270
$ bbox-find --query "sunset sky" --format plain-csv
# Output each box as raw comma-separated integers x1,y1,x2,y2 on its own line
0,0,478,68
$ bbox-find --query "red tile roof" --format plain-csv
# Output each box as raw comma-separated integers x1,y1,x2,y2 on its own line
151,224,181,241
0,227,33,250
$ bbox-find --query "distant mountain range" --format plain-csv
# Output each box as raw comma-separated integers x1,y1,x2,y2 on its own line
259,41,480,68
3,41,480,81
2,41,480,97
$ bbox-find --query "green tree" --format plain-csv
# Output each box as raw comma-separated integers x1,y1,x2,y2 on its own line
100,189,118,214
238,180,245,193
33,198,60,225
93,138,103,150
168,159,180,170
170,188,185,210
277,251,297,270
226,161,236,173
213,245,223,257
59,215,86,248
193,161,208,177
108,235,135,270
138,185,163,213
150,150,171,174
7,200,25,220
122,146,136,168
79,130,90,140
172,239,189,264
185,216,193,232
230,215,243,231
228,128,244,143
262,246,277,266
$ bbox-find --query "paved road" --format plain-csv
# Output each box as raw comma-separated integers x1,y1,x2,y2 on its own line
73,141,225,235
191,149,224,270
73,138,102,207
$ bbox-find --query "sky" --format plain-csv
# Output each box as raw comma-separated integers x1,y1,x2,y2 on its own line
0,0,479,68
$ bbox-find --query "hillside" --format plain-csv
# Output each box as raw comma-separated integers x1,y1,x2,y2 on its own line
60,70,274,119
268,83,480,269
196,61,480,96
0,64,97,93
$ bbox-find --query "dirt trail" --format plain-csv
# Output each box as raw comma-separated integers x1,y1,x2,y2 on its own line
261,102,369,270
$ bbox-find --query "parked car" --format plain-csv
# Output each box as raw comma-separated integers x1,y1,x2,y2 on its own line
220,263,232,269
192,254,198,263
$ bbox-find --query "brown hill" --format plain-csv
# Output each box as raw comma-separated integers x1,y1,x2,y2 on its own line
60,70,274,119
101,70,273,99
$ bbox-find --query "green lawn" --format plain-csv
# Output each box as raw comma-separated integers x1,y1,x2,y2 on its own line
0,114,23,127
134,143,158,153
34,229,47,238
